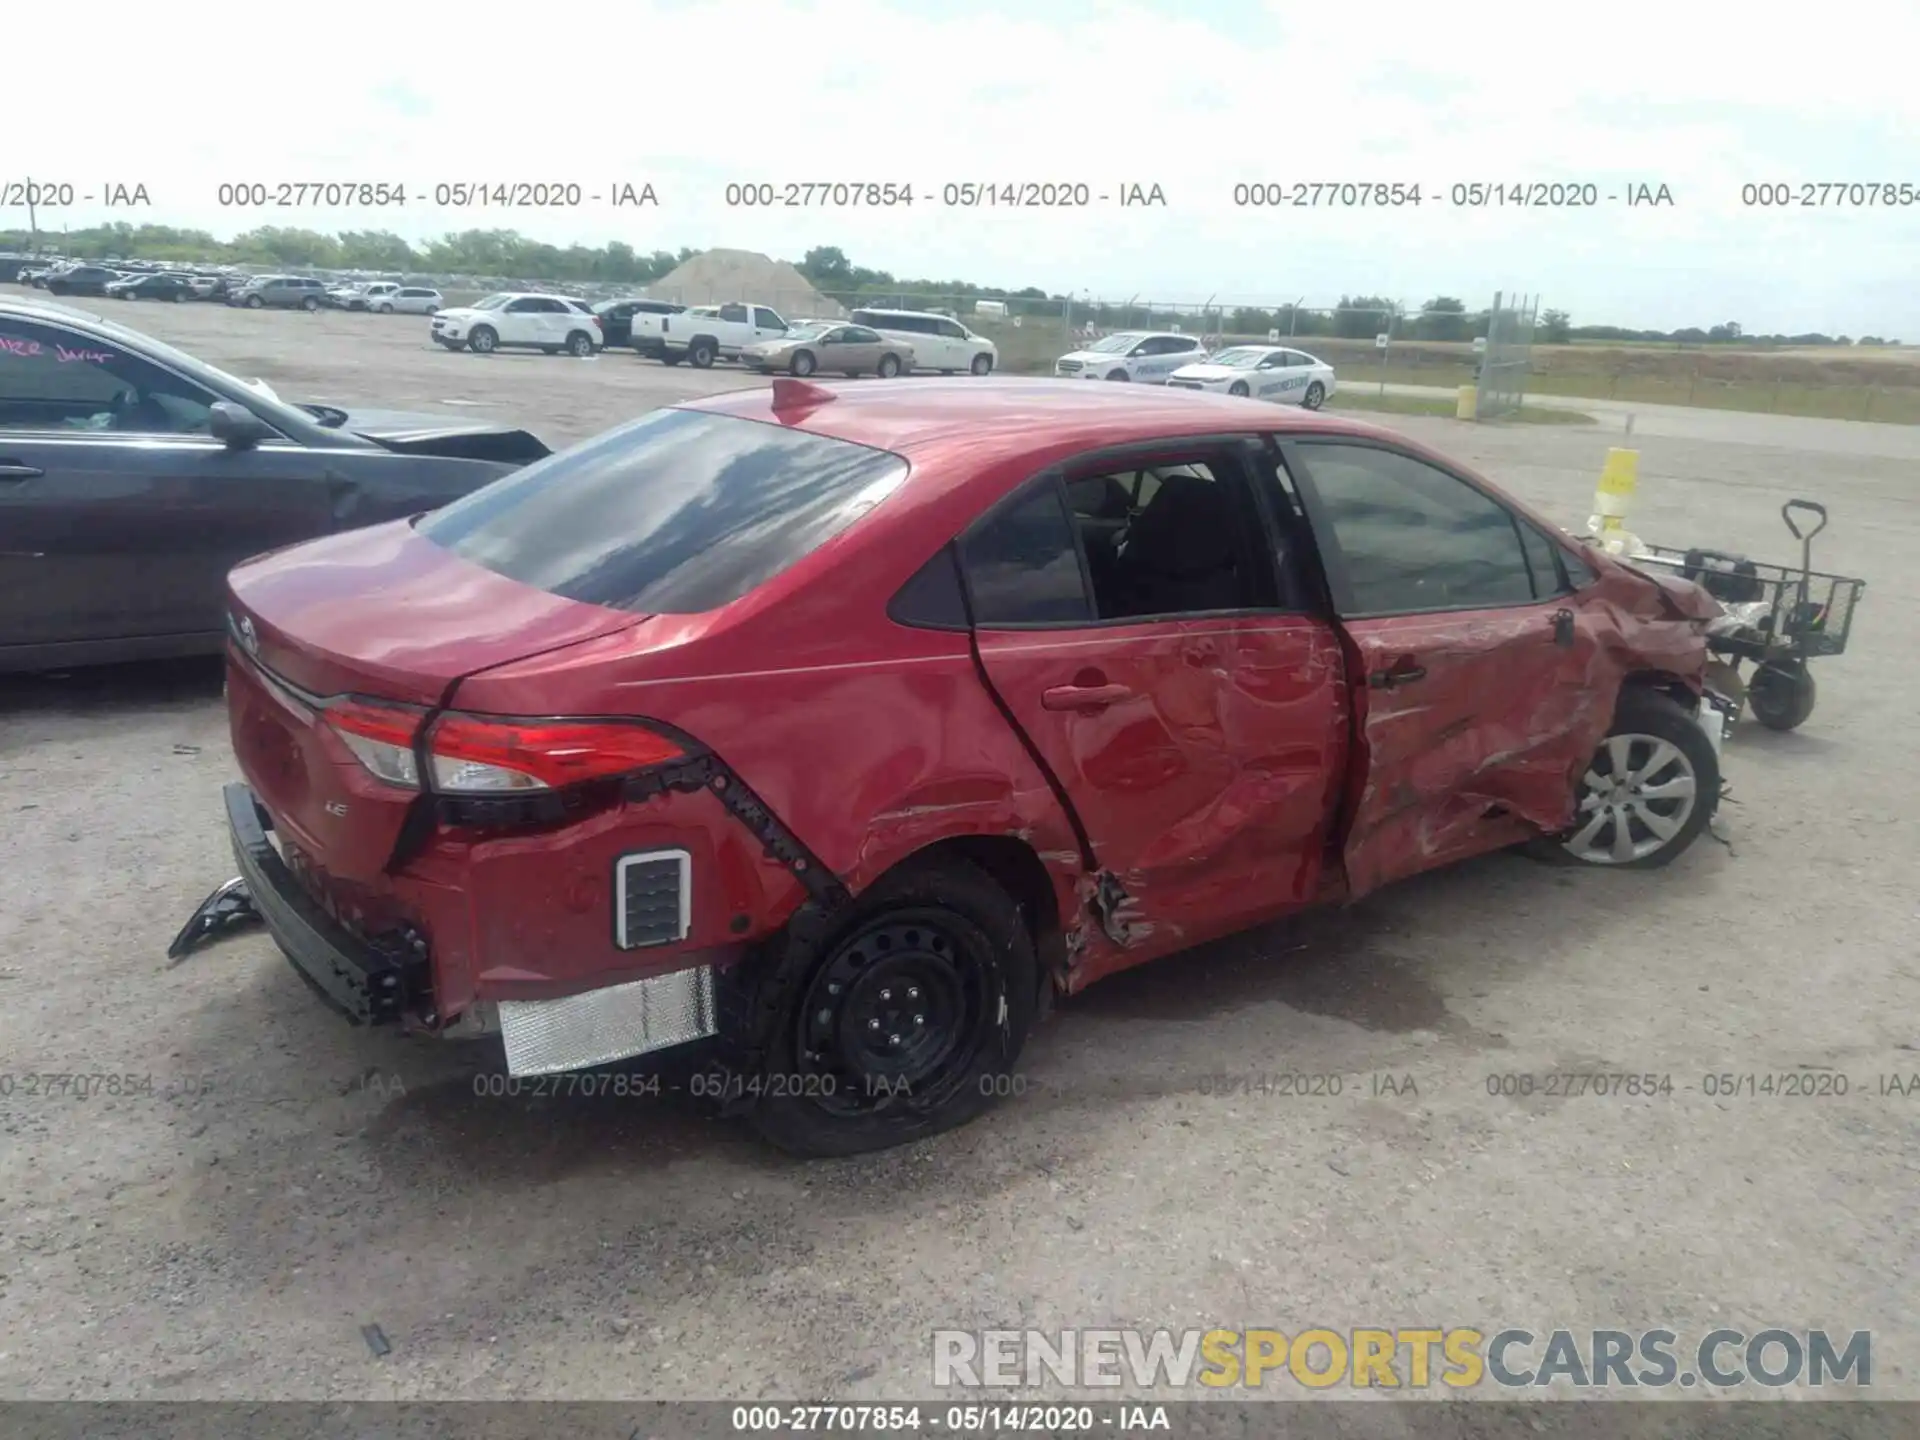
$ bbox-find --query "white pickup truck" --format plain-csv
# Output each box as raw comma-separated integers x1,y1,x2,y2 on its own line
635,300,789,367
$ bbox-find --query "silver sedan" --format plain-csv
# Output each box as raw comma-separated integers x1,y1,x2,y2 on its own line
741,322,914,378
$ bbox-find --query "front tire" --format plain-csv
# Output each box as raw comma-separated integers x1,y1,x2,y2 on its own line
746,859,1039,1158
1107,369,1130,381
790,350,817,377
1303,381,1326,410
1229,381,1250,397
1551,690,1719,869
245,294,263,309
301,296,320,311
877,353,902,378
971,353,994,376
467,325,498,354
378,302,394,314
1747,658,1817,731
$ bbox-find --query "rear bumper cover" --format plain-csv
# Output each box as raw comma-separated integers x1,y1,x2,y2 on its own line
223,782,423,1025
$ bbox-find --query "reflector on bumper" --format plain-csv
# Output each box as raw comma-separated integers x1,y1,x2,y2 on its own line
498,965,717,1076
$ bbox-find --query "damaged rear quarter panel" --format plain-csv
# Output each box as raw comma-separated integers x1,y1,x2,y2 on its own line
450,609,1085,958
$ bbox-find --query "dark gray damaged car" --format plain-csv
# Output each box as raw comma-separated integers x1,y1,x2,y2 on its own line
0,297,549,673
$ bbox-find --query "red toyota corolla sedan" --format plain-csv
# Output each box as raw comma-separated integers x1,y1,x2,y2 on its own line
188,377,1728,1155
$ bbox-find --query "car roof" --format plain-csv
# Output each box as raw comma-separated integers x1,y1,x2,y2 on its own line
681,377,1385,464
1,296,108,325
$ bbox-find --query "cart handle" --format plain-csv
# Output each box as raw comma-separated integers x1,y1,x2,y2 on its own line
1782,499,1827,541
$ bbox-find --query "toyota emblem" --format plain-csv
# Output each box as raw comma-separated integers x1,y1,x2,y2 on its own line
238,615,258,655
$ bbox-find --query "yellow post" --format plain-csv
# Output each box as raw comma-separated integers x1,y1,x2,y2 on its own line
1456,385,1477,420
1588,447,1640,548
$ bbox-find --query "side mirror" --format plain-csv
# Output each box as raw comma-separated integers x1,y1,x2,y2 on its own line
209,401,273,450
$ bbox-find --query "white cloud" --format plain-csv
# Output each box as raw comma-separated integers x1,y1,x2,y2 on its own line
12,0,1919,332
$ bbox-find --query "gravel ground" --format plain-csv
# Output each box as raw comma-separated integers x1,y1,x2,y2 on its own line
1,291,1916,1407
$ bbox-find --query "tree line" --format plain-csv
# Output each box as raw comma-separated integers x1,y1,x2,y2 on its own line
0,224,1897,348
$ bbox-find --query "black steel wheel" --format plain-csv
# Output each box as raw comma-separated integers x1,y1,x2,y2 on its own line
1747,658,1817,731
748,859,1038,1157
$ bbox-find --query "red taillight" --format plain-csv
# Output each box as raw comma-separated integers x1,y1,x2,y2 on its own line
425,714,684,794
325,700,424,788
327,699,420,748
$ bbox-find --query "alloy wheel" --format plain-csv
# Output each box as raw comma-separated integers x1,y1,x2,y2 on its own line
1562,732,1699,864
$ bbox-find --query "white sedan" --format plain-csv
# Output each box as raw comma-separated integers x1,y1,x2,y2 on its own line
1052,331,1208,383
1167,345,1336,409
430,292,603,356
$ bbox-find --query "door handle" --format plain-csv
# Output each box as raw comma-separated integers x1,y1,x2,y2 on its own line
0,462,45,481
1041,683,1133,711
1368,659,1426,689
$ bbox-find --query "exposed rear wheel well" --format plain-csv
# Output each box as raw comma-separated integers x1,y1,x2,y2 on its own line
871,835,1068,1003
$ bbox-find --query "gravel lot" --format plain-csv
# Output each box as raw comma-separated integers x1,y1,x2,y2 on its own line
2,291,1916,1406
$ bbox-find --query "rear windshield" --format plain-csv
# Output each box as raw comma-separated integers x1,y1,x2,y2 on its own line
417,408,909,614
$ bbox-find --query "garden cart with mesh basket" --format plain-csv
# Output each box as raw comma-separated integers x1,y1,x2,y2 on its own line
1632,499,1864,731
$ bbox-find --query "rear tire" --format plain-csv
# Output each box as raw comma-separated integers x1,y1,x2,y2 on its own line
1536,690,1719,869
746,859,1038,1158
689,339,716,368
1303,381,1326,410
1747,659,1817,731
467,325,498,354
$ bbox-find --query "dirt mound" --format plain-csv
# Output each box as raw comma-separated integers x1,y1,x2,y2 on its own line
643,248,844,318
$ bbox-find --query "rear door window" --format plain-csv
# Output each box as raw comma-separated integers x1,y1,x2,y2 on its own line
417,409,909,614
960,479,1093,626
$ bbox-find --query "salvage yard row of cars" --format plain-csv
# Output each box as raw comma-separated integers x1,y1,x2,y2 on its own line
8,255,1342,403
0,293,1737,1157
11,257,448,313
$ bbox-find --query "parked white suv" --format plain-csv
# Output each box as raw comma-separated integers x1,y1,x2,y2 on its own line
848,308,998,375
373,286,442,315
430,292,602,355
1053,331,1207,382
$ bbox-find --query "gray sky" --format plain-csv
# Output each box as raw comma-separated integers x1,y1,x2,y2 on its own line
15,0,1919,335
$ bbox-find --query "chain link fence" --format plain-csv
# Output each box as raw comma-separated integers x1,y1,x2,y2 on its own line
1476,292,1539,421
